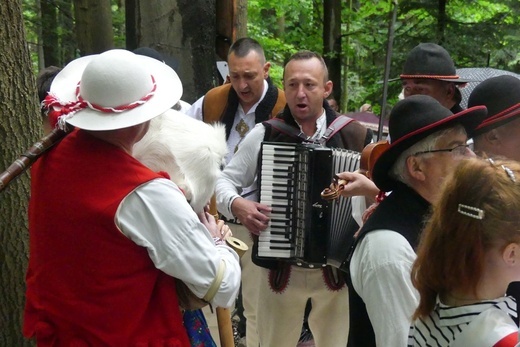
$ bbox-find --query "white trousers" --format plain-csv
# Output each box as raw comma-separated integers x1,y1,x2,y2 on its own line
257,266,350,347
233,224,261,347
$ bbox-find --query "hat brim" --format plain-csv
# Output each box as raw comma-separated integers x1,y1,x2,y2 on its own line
50,52,182,131
383,76,473,84
399,75,473,83
372,105,487,191
474,103,520,136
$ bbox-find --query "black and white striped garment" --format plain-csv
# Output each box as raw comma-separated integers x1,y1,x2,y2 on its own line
408,296,517,347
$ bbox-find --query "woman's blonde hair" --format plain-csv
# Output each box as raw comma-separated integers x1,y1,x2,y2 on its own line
412,156,520,319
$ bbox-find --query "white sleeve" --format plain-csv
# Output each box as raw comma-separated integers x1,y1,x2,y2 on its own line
116,178,241,308
350,229,419,347
185,96,204,121
215,123,266,219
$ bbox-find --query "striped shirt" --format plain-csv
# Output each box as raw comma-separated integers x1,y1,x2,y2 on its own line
408,296,518,347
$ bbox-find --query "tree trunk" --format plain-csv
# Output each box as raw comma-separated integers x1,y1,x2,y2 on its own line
73,0,114,55
60,0,77,64
323,0,342,108
216,0,248,60
235,0,247,39
125,0,137,50
135,0,218,103
0,0,41,346
41,0,60,66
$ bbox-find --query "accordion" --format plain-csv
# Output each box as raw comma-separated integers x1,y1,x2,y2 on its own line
257,141,361,269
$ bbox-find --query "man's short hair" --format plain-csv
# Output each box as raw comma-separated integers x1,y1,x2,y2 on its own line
284,50,329,82
390,124,466,185
37,66,62,103
228,37,265,63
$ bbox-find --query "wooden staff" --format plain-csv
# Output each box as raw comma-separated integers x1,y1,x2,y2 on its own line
0,126,72,193
209,194,249,347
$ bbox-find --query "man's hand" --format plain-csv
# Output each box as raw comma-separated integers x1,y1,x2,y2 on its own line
231,197,271,235
336,171,379,198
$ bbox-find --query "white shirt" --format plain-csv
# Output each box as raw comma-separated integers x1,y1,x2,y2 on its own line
186,80,269,165
216,111,327,219
409,296,517,347
349,229,420,347
116,178,241,308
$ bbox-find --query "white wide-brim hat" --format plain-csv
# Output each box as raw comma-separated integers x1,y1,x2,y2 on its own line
47,49,182,131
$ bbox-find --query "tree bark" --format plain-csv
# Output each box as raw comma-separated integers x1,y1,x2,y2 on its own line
73,0,114,55
135,0,218,103
125,0,137,50
235,0,247,39
60,0,77,64
0,0,41,346
323,0,342,108
216,0,248,60
41,0,60,66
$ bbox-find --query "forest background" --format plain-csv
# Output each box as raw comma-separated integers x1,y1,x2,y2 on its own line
0,0,519,345
23,0,520,114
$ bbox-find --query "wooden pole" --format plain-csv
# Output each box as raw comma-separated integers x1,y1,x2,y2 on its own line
209,194,249,347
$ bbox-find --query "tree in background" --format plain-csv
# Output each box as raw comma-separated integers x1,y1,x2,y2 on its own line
0,0,41,345
129,0,219,103
247,0,520,115
73,0,114,55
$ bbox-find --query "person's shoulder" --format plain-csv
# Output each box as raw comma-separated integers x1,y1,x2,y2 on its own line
341,115,368,132
205,83,232,98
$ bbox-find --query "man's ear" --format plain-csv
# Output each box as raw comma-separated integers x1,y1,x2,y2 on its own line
483,128,500,145
324,80,333,98
263,62,271,79
446,83,456,99
406,155,426,182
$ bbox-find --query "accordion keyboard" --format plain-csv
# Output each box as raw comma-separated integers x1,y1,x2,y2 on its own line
258,143,298,258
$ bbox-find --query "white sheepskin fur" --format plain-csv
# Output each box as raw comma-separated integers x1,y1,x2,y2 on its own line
133,109,228,213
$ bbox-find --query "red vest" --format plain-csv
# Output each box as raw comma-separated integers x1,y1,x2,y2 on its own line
25,130,190,346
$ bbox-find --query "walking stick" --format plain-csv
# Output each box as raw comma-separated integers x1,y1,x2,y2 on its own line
209,194,249,347
0,126,72,193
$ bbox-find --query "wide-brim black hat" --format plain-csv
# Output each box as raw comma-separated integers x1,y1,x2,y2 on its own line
399,43,472,83
468,75,520,136
372,95,487,192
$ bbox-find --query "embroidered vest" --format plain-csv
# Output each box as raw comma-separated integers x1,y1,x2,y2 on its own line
26,130,190,346
202,82,286,138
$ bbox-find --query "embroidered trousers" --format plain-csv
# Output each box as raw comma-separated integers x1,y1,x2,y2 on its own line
234,224,261,347
257,266,350,347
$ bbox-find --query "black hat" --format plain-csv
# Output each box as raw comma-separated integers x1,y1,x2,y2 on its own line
133,47,164,62
468,75,520,136
372,95,487,191
400,43,471,83
132,47,180,72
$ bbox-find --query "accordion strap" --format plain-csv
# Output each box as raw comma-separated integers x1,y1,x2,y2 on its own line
264,116,354,144
320,116,355,143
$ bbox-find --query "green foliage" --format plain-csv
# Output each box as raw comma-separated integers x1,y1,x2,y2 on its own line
20,0,520,111
248,0,520,114
111,2,126,49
